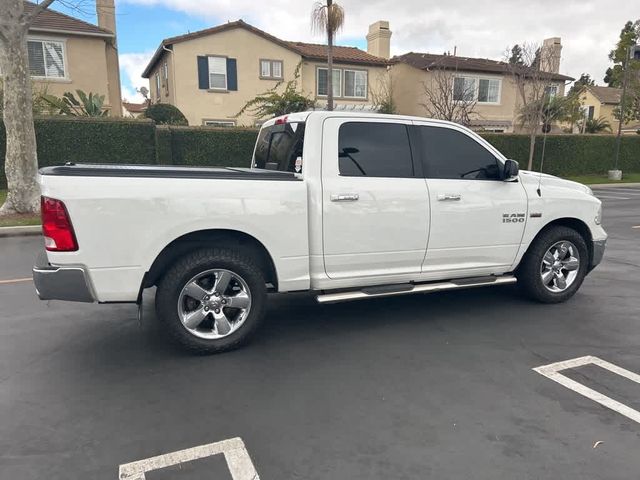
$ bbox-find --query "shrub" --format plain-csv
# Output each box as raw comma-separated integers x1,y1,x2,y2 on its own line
143,103,188,126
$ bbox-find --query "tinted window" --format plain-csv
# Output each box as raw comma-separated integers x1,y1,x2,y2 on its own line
416,126,501,180
338,122,414,178
253,122,305,172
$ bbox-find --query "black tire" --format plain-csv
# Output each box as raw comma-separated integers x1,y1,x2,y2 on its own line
155,247,267,354
516,226,589,304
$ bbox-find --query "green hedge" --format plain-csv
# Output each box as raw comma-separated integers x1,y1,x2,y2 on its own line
481,133,640,176
2,117,640,188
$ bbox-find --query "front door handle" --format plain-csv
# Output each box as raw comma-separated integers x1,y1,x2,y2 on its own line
437,194,462,201
331,193,359,202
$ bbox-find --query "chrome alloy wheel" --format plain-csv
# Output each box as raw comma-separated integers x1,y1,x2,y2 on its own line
177,269,252,339
540,241,580,293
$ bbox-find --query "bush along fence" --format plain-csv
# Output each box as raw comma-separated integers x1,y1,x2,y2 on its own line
2,116,640,187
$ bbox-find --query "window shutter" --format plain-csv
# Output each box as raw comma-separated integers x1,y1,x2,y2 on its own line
227,58,237,91
197,56,209,89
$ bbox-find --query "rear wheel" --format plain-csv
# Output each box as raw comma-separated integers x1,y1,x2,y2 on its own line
156,248,267,354
517,226,588,303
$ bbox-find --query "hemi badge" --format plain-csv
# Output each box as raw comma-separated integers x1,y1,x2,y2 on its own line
530,212,542,218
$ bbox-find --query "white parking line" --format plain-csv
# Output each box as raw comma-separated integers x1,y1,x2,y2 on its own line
534,356,640,424
596,195,631,200
118,437,260,480
593,187,640,194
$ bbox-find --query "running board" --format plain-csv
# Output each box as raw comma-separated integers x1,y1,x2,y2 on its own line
316,275,517,304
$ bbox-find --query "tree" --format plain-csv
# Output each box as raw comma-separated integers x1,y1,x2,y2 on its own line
311,0,344,111
604,20,640,87
568,73,595,96
235,64,315,120
370,71,396,114
143,103,188,125
42,90,109,116
508,45,524,65
505,42,561,170
420,66,477,126
0,0,59,214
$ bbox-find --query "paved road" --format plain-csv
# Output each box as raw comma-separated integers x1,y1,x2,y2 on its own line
1,187,639,479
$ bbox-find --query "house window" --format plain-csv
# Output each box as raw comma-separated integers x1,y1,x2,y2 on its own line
317,67,354,98
155,73,160,99
260,59,283,79
204,120,236,127
163,61,168,80
454,75,501,104
27,39,65,78
344,70,367,98
208,56,227,90
545,85,558,98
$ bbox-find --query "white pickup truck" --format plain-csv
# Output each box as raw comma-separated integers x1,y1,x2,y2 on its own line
33,111,606,353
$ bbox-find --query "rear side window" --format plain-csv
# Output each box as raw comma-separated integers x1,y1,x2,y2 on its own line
416,126,502,180
338,122,414,178
253,122,305,172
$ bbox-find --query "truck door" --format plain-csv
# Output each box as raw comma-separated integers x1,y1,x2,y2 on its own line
412,122,528,273
321,118,430,279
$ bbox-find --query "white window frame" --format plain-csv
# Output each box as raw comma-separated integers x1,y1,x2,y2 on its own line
25,36,68,80
343,69,368,99
316,67,346,98
260,59,283,80
453,74,502,105
203,120,236,127
545,85,559,98
208,56,227,91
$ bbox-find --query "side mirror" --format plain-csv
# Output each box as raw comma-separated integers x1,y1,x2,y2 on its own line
503,159,519,181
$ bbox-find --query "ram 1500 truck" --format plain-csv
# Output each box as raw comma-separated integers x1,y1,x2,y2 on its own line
33,112,606,353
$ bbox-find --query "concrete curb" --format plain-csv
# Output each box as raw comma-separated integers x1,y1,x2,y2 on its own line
590,182,640,188
0,225,42,238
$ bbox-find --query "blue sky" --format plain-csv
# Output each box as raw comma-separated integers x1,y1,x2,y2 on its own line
49,0,637,102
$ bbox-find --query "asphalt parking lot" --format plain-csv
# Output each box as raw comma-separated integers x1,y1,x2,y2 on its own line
1,186,639,480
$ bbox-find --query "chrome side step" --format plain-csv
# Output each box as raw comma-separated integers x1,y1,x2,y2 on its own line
316,275,517,304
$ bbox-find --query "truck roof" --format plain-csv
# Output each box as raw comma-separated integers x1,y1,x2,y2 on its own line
262,111,464,129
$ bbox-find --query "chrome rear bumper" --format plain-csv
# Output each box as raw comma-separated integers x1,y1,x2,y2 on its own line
33,252,95,303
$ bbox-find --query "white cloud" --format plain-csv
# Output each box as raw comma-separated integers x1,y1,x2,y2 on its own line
121,0,638,85
119,51,154,103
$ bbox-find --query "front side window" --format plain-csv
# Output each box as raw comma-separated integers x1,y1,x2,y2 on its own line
253,122,305,173
27,39,65,78
317,68,342,97
208,56,227,90
416,126,501,180
344,70,367,98
338,122,414,178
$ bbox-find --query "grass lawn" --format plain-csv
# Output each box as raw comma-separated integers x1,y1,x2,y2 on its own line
565,173,640,185
0,190,41,228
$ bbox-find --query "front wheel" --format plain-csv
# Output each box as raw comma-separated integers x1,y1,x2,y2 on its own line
155,248,267,354
516,226,589,303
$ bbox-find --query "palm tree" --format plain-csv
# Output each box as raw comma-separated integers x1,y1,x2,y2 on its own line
582,116,612,134
311,0,345,111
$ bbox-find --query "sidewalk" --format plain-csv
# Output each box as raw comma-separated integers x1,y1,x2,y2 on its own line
0,225,41,238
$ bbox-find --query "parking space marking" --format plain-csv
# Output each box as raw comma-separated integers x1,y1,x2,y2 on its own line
596,195,631,200
534,356,640,424
118,437,260,480
0,277,32,285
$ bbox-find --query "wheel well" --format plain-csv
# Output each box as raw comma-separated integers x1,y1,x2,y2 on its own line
141,229,278,292
526,217,593,264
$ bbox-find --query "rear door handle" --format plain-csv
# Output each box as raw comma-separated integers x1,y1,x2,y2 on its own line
331,193,359,202
437,194,462,201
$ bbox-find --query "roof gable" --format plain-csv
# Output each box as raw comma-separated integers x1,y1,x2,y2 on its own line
25,1,113,37
142,20,386,78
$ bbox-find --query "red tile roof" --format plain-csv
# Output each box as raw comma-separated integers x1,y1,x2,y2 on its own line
143,20,387,78
25,1,113,37
393,52,573,82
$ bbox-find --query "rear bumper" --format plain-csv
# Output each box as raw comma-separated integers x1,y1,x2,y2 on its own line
589,239,606,271
33,252,95,303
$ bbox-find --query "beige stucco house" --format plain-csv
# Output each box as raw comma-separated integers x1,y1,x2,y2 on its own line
12,0,122,116
390,38,573,133
577,85,640,133
142,20,390,126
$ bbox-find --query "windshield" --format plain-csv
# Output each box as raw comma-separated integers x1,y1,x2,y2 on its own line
253,122,305,173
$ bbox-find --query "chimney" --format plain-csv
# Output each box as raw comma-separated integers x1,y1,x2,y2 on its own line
541,37,562,74
367,21,392,59
96,0,116,34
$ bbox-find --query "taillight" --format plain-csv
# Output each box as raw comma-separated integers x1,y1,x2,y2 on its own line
41,196,78,251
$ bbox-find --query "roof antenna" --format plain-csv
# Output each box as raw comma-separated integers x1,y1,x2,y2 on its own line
536,100,550,197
